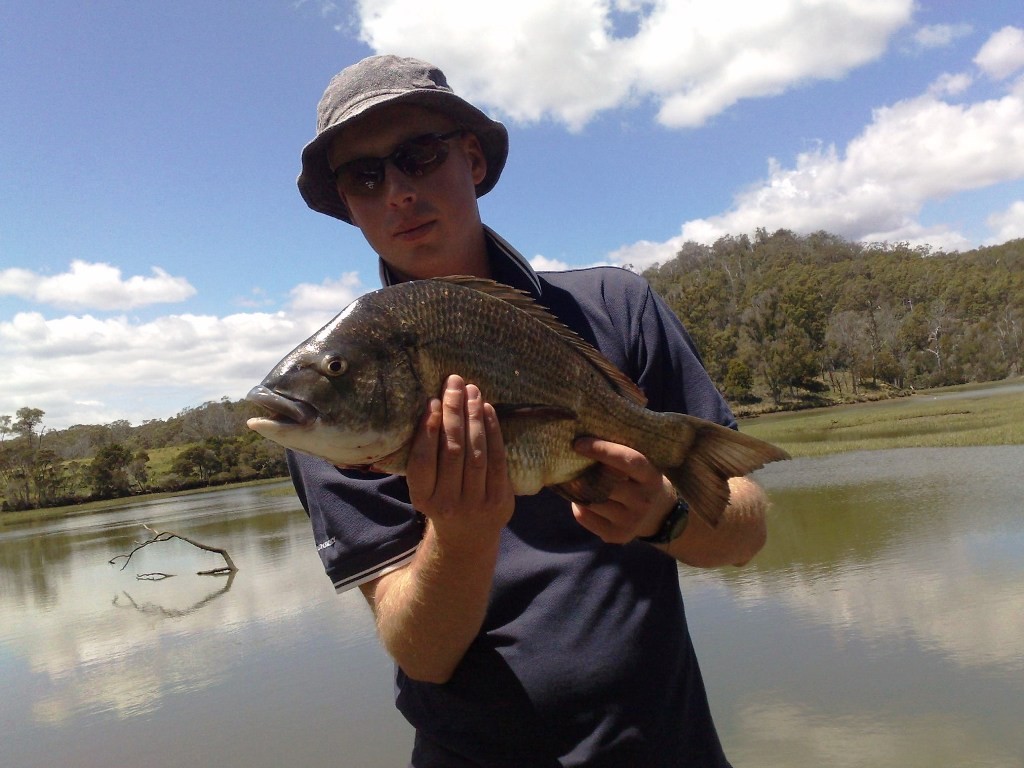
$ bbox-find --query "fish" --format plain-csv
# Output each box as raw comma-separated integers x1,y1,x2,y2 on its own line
246,276,789,526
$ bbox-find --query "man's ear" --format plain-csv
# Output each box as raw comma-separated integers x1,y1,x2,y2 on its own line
462,133,488,186
337,190,358,226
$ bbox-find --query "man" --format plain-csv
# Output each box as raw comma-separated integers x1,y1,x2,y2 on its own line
289,54,769,767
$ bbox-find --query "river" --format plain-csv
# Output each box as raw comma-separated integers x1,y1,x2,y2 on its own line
1,445,1022,767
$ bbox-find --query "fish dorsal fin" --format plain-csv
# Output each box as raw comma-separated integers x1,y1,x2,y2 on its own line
432,276,648,407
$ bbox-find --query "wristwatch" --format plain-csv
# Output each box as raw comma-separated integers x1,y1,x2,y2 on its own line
638,496,690,544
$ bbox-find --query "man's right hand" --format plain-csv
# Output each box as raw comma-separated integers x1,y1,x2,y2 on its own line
405,373,515,546
360,374,513,684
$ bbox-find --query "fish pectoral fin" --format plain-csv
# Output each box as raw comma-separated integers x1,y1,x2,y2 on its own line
554,463,615,505
492,403,577,421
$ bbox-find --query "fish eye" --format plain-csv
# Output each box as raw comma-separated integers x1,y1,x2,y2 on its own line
321,355,348,376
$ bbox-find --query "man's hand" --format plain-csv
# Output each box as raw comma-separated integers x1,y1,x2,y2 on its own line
571,437,678,544
572,437,769,567
405,374,515,545
361,374,513,684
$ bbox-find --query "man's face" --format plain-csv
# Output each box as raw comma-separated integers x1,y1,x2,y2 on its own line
327,104,489,280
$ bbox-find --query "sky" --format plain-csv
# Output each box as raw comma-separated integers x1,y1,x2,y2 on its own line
2,1,1024,431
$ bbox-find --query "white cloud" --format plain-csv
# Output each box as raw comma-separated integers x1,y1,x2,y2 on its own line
605,237,685,271
986,200,1024,244
927,71,972,97
703,89,1023,241
974,25,1024,80
912,22,972,50
0,261,195,311
606,28,1024,265
354,0,912,129
529,254,572,272
0,274,366,429
286,272,363,317
631,0,913,128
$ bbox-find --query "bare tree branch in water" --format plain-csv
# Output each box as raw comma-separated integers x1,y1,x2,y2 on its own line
109,524,238,578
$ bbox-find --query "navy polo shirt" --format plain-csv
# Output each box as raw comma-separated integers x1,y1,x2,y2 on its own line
288,229,736,767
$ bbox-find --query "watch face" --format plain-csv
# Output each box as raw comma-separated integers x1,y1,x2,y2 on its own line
669,510,689,539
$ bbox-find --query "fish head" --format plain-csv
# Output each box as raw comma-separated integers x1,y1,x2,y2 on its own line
246,295,424,469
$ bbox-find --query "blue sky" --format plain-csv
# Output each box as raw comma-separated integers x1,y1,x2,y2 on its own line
2,1,1024,430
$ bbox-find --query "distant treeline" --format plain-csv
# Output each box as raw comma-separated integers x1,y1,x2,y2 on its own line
4,230,1023,511
643,229,1023,404
0,399,285,511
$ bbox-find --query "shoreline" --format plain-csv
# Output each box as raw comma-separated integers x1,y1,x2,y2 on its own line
4,377,1022,528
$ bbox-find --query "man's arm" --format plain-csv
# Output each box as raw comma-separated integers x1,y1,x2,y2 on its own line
665,475,768,567
359,375,514,684
572,438,768,568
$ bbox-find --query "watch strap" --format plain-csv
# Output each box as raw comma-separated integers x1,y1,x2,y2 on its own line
638,496,690,544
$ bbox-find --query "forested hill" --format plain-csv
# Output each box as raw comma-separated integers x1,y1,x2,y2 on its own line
3,230,1022,510
643,230,1024,405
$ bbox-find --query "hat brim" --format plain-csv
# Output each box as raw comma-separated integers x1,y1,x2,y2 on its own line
297,90,508,224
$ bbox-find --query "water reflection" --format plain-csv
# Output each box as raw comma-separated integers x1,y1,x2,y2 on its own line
1,448,1022,768
748,446,1024,673
0,483,411,768
112,571,236,620
688,445,1024,767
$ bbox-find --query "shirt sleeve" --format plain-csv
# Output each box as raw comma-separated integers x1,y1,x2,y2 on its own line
287,449,424,593
561,266,737,429
630,278,738,428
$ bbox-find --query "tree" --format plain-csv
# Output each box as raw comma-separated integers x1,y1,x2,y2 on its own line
13,408,45,449
88,443,134,499
128,450,151,493
826,310,869,394
722,359,754,402
1,442,34,510
172,445,221,485
31,449,71,507
742,290,786,404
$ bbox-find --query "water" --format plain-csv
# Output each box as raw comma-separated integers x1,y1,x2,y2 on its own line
1,447,1022,768
0,484,412,767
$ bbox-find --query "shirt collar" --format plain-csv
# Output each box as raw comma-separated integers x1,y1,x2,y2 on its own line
377,225,543,298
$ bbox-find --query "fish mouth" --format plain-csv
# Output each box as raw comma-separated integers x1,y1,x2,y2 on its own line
245,385,319,426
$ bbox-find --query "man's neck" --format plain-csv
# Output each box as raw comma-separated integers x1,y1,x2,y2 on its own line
381,227,490,284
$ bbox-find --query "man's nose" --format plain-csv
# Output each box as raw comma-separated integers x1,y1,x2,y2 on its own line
381,162,417,205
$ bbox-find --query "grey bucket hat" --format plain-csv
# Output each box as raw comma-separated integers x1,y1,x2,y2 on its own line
297,55,509,224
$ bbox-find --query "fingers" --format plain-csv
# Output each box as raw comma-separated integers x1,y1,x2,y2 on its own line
406,375,512,521
572,502,633,545
459,382,490,501
573,437,662,488
572,437,676,543
482,402,510,503
406,394,442,503
434,375,470,503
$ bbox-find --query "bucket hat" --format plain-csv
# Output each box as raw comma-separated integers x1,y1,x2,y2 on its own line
297,55,509,223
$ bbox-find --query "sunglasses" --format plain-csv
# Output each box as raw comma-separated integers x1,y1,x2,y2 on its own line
332,129,465,197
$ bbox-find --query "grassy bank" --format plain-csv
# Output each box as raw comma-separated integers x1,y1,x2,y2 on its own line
739,378,1024,458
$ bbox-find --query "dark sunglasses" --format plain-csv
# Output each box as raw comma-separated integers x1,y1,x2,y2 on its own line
332,129,465,197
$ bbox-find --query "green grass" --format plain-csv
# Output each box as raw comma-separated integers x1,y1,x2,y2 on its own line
145,444,182,476
740,379,1024,457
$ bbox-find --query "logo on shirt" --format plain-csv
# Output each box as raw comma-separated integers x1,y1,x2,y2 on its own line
316,537,336,551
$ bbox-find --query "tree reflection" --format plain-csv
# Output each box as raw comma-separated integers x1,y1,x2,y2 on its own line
111,570,236,619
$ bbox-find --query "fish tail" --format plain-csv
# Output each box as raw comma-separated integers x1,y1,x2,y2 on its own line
661,417,789,528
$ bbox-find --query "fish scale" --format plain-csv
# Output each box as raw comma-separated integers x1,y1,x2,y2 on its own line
247,276,789,525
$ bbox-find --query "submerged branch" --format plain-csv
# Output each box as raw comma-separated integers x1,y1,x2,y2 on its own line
108,524,238,576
